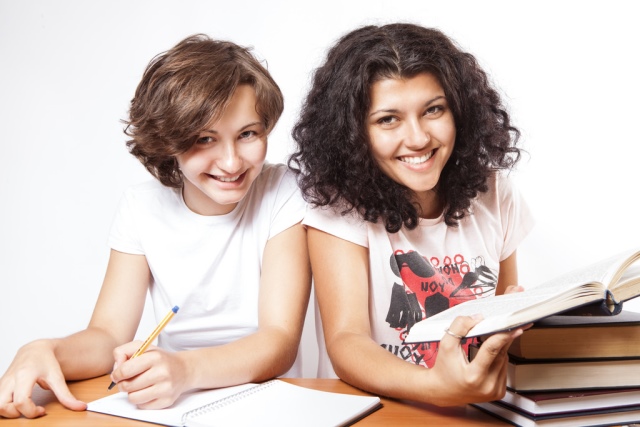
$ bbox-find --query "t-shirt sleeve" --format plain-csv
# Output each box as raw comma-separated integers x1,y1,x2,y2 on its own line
266,167,307,240
498,176,535,261
303,204,369,248
108,189,145,255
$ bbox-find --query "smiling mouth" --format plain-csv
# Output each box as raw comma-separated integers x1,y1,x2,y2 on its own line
399,149,434,164
209,172,244,182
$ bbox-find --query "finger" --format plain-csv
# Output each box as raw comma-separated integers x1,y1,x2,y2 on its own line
486,351,509,400
470,329,522,371
111,341,147,384
127,379,177,410
112,340,145,370
0,380,21,418
440,315,483,348
137,396,174,410
126,384,158,407
0,402,22,419
520,322,534,331
112,352,155,386
11,381,46,419
39,374,86,412
504,285,525,294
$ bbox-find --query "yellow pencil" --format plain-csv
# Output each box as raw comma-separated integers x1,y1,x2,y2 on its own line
108,305,179,390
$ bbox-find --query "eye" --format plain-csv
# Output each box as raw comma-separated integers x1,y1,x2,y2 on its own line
376,115,398,126
239,130,257,140
424,103,449,119
425,105,444,116
196,135,215,145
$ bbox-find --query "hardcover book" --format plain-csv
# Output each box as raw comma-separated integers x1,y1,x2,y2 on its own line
499,387,640,416
473,400,640,427
405,248,640,343
469,344,640,392
508,310,640,360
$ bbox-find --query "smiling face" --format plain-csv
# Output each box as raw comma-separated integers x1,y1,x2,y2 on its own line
176,85,267,216
367,73,456,218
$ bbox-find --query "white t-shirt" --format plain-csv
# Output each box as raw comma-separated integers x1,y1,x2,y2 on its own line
304,174,534,378
108,163,306,373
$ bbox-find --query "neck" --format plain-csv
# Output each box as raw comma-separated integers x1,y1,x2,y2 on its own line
413,190,443,219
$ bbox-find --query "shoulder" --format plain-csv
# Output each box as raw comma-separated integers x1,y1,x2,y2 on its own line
475,172,521,207
245,163,306,238
120,179,180,205
472,172,534,257
250,163,298,196
123,179,173,196
304,204,369,247
115,180,183,222
468,171,533,230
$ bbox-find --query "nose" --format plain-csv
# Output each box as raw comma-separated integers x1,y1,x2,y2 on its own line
218,140,242,173
405,118,430,150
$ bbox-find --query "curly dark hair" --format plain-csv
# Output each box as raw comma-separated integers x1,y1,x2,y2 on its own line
289,23,521,232
125,34,283,188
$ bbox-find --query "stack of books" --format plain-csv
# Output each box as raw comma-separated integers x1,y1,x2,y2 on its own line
471,310,640,426
404,248,640,425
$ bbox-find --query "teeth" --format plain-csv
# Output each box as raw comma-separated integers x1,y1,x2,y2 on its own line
217,175,240,182
399,151,433,164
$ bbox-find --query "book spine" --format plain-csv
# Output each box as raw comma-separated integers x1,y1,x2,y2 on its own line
560,290,622,316
181,381,276,424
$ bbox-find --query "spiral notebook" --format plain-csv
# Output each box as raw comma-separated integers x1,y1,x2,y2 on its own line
87,379,381,426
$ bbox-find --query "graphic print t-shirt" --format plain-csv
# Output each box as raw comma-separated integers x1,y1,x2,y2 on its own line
303,174,534,378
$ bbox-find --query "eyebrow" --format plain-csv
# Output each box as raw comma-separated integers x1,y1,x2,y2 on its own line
200,121,264,134
368,95,447,117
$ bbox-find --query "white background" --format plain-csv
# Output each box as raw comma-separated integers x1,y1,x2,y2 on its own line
1,0,639,377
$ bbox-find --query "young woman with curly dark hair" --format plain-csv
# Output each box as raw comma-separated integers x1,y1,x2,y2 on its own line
289,23,534,406
0,35,310,418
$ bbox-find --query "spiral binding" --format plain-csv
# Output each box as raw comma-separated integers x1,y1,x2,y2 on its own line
181,380,277,424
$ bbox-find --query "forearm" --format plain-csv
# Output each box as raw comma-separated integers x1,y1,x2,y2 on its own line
328,332,434,403
329,331,500,406
178,326,300,391
48,327,121,380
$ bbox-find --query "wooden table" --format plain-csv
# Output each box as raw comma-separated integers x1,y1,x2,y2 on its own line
2,375,505,426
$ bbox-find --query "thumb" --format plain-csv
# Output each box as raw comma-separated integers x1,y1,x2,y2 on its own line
38,375,86,412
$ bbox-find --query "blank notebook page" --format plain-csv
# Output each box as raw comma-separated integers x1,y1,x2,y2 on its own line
184,380,381,427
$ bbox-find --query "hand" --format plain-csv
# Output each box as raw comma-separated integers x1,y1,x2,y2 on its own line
110,341,191,409
503,285,525,294
426,315,523,406
0,340,86,418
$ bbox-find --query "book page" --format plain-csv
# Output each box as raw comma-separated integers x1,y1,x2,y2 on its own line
534,248,638,293
185,380,381,427
403,249,640,343
404,283,604,343
613,264,640,302
87,383,256,426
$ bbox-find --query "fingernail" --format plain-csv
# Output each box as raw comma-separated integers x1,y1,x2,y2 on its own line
470,313,484,321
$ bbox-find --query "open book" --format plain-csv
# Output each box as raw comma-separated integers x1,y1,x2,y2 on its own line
404,248,640,343
87,379,381,427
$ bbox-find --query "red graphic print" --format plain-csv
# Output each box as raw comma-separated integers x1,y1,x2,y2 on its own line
384,250,497,367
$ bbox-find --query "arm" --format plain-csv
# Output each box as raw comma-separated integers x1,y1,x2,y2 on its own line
309,227,523,406
111,223,312,409
0,249,151,418
496,250,523,295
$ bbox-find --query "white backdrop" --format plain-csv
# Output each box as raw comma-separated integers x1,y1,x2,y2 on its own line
1,0,639,377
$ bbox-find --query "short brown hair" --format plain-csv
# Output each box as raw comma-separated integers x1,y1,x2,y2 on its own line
125,34,284,187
